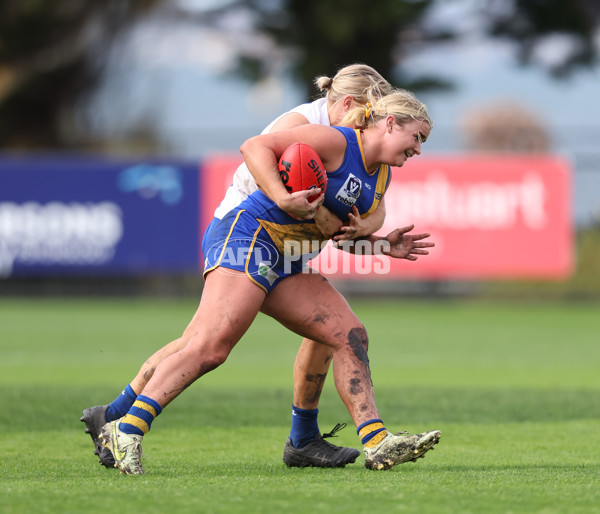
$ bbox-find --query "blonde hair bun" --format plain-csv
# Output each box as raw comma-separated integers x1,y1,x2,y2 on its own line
315,76,334,91
315,63,393,107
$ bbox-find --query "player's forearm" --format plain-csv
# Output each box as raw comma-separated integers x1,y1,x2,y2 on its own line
314,206,343,238
358,204,385,237
336,235,388,255
240,137,289,206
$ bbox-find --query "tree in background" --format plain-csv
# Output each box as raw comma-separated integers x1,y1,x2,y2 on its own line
0,0,598,149
206,0,599,93
487,0,599,77
221,0,448,95
0,0,160,149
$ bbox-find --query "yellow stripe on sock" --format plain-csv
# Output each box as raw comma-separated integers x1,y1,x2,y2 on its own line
364,430,387,448
121,413,150,434
358,422,385,440
132,399,158,418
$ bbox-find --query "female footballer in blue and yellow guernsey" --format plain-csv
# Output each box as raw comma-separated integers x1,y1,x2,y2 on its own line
202,125,391,293
99,89,441,475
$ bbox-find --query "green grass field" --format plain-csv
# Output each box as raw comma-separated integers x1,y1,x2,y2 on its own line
1,297,599,513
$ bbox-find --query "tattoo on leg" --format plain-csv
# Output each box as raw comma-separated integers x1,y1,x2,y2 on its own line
303,372,327,404
305,373,327,385
346,327,372,395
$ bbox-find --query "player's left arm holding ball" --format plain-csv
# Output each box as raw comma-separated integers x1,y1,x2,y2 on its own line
242,123,387,238
241,123,347,218
265,94,387,239
243,111,386,237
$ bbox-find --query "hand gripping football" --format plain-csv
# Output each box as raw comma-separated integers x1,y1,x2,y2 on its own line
278,143,327,202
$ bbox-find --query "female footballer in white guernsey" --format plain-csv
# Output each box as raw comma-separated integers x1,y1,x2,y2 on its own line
97,89,441,474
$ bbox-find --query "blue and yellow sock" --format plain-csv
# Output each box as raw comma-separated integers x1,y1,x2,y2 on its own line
106,384,137,422
119,395,163,437
289,405,319,448
357,418,388,448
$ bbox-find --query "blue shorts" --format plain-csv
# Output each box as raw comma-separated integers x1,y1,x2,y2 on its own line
202,210,305,293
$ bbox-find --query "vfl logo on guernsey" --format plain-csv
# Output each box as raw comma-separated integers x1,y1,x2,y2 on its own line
335,174,363,207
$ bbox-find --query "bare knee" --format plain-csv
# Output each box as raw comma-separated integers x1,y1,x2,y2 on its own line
180,341,232,378
195,349,228,374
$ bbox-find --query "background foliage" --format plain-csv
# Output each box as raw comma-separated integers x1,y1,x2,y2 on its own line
1,0,598,149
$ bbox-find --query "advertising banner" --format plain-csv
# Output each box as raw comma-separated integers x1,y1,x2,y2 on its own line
0,156,200,276
201,155,573,280
200,154,244,234
2,154,571,279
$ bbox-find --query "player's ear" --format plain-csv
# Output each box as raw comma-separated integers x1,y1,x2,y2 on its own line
386,115,395,133
342,95,355,112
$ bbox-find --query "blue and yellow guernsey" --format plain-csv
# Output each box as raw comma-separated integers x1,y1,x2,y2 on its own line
202,126,391,292
244,126,391,255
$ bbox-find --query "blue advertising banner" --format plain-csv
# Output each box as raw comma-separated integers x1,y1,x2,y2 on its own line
0,156,201,276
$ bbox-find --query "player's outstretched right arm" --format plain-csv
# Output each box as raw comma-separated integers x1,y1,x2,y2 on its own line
336,224,435,261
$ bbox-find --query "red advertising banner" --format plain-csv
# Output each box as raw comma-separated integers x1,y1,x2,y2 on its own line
201,155,573,280
200,154,243,233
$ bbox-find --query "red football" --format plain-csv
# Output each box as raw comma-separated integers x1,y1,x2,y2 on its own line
278,143,327,202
